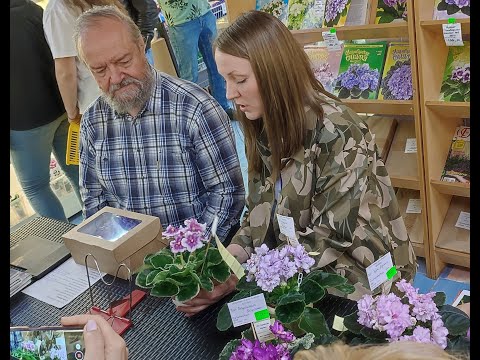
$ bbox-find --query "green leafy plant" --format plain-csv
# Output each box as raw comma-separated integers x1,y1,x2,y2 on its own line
440,63,470,102
216,244,355,338
376,0,407,23
436,0,470,17
135,219,231,303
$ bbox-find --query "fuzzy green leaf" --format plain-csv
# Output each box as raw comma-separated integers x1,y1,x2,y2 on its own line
307,271,347,288
145,269,161,286
275,293,305,324
433,292,447,307
300,279,326,304
210,262,231,283
236,276,260,291
446,4,460,15
334,283,356,294
360,326,388,340
149,252,174,269
135,269,153,289
379,13,396,23
439,304,470,336
151,281,179,297
450,93,465,102
219,340,241,360
298,307,330,337
199,275,214,292
461,6,470,15
437,0,448,11
343,312,363,334
206,248,223,266
176,282,200,302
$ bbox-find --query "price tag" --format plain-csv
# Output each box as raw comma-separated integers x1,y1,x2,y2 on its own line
406,199,422,214
322,28,342,52
227,294,268,327
442,19,464,47
404,138,417,153
455,211,470,230
252,318,276,342
366,253,394,291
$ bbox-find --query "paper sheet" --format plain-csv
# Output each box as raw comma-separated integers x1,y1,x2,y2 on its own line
22,258,104,308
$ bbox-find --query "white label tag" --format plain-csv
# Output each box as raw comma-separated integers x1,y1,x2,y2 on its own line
442,176,456,183
314,0,326,16
442,23,464,47
322,31,342,52
406,199,422,214
404,138,417,153
252,318,276,342
455,211,470,230
227,294,268,327
332,315,348,332
366,253,394,291
276,214,297,241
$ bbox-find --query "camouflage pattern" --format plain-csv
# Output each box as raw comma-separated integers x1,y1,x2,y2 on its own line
231,95,417,301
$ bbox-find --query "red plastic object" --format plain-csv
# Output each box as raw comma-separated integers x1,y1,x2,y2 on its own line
88,289,147,335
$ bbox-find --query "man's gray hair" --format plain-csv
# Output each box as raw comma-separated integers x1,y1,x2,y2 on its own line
74,5,143,61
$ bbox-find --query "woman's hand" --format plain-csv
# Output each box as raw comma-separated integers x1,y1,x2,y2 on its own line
175,274,239,317
61,314,128,360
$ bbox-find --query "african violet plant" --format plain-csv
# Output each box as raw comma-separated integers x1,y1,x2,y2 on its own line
216,244,355,338
341,279,470,352
135,219,231,303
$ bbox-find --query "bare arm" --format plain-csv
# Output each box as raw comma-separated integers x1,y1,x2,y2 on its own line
54,57,80,121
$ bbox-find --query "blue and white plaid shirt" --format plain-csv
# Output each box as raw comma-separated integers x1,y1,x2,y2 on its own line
79,70,245,240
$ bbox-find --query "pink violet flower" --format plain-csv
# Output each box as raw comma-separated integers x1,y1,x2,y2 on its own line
181,231,205,252
170,237,186,253
270,320,296,342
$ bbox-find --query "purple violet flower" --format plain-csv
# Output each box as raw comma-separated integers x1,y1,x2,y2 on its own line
230,339,255,360
184,218,207,234
170,237,186,253
357,294,376,327
375,293,414,339
411,326,433,344
324,0,349,23
431,314,449,349
411,292,438,322
386,64,413,100
270,320,296,342
181,231,205,252
162,224,179,238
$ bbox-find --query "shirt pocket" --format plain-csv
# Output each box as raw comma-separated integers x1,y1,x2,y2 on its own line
164,150,196,202
95,144,129,202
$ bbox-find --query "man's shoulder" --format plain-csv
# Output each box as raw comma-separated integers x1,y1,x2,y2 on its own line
155,71,215,105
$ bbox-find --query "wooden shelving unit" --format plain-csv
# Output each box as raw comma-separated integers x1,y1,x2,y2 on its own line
414,0,470,278
224,0,433,276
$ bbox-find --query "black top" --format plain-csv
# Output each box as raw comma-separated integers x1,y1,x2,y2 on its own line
120,0,159,50
10,0,65,131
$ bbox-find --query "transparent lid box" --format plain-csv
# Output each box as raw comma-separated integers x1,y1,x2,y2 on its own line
63,207,168,279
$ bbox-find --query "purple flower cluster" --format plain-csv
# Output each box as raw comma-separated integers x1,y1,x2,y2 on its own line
385,64,413,100
245,244,315,292
451,63,470,83
336,63,380,91
22,341,35,352
383,0,407,7
162,218,208,253
324,0,349,23
230,339,291,360
446,0,469,8
270,320,296,342
313,63,335,90
357,279,449,349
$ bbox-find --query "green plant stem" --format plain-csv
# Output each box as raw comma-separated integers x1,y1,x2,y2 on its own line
200,241,211,276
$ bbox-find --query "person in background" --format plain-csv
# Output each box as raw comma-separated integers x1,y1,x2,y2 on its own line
119,0,159,66
10,0,81,222
156,0,234,118
43,0,127,125
74,6,245,241
176,10,417,317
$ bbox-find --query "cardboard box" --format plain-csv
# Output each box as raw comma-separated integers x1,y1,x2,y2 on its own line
151,37,177,77
63,207,168,280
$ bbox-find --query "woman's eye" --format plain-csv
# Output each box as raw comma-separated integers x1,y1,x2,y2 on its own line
236,79,246,84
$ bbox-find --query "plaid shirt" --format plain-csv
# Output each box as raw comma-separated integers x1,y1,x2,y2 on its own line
79,70,245,240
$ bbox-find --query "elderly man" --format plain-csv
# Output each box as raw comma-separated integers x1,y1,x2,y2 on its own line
74,5,245,241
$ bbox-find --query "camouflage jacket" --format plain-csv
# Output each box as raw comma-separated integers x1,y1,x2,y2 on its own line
231,95,417,300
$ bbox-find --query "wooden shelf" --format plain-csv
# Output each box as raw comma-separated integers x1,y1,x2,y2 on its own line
420,19,470,35
396,189,425,257
291,23,409,45
431,180,470,198
385,120,419,190
426,101,470,118
435,197,470,267
343,100,414,115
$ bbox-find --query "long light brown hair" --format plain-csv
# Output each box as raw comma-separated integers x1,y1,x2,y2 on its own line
294,341,468,360
63,0,127,15
214,10,339,180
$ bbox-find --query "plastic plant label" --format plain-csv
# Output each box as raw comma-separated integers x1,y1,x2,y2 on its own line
215,234,245,280
314,0,326,17
386,266,397,280
366,253,394,291
276,214,297,241
332,315,348,331
252,318,276,342
455,211,470,230
322,30,342,52
442,21,464,47
404,138,417,153
406,199,422,214
227,293,268,327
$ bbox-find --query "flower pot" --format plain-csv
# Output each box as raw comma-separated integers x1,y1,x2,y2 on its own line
172,298,187,307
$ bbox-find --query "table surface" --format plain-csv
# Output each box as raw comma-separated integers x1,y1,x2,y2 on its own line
10,216,358,360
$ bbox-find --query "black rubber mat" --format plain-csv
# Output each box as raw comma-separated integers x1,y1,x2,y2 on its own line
10,217,358,360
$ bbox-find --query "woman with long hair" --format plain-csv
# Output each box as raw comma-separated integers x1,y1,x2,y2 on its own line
176,10,417,317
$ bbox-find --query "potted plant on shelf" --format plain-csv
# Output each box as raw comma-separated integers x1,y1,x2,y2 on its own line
341,279,470,352
135,219,232,304
216,244,355,338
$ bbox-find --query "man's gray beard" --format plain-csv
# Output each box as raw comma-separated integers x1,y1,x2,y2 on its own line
102,66,155,115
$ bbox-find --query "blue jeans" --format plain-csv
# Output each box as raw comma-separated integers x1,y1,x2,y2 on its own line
231,120,248,222
146,47,154,66
10,114,82,222
168,11,231,111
